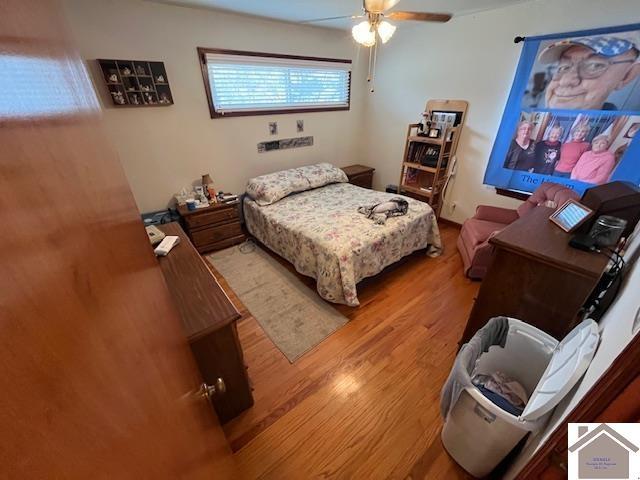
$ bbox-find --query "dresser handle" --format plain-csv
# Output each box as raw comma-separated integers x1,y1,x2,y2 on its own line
200,378,226,401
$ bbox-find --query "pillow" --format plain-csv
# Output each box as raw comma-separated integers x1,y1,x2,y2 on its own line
245,163,347,206
296,162,348,189
246,168,310,206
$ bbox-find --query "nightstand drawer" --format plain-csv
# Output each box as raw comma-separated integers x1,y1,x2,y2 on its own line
191,221,242,246
185,206,238,229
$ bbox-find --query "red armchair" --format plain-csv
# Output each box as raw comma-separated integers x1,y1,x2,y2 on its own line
457,183,579,279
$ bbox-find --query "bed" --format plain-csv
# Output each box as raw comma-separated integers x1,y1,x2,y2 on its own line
243,163,442,306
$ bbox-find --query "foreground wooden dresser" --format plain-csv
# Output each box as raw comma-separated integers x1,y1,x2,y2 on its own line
158,222,253,423
460,207,609,345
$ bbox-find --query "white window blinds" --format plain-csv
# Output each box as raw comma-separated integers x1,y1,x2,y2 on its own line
204,52,351,115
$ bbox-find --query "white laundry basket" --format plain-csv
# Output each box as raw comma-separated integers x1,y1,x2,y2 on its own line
441,318,599,478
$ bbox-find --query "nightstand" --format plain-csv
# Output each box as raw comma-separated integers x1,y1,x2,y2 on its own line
177,201,245,254
342,164,375,189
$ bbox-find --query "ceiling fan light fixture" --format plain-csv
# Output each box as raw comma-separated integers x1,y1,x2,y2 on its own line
352,20,376,47
377,20,396,43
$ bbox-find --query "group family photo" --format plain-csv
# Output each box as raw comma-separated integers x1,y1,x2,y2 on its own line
503,111,639,185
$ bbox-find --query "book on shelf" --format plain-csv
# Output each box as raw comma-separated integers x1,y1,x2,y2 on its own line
403,167,419,186
408,140,441,166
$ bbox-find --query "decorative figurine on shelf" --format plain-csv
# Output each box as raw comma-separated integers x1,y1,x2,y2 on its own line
122,67,132,75
155,75,165,83
143,92,155,104
110,90,126,105
136,65,146,75
202,174,217,203
108,73,118,83
130,94,140,105
159,92,171,104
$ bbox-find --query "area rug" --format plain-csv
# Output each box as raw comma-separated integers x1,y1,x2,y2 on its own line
206,243,348,363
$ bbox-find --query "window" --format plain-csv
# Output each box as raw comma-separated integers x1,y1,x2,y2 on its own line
198,48,351,118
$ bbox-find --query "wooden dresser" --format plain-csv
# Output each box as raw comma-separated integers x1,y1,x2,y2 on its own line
177,201,245,254
342,164,375,189
157,222,253,423
460,207,609,345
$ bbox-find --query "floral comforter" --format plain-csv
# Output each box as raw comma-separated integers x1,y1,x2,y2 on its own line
243,182,442,306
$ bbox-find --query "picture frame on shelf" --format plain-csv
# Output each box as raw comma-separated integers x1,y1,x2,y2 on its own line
432,111,461,127
428,128,441,138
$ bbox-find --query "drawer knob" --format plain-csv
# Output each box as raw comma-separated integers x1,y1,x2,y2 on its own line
200,378,226,401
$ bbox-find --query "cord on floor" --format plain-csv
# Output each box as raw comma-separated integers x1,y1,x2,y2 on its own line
238,238,257,254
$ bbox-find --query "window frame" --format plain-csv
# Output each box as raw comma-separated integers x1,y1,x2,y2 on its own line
197,47,352,119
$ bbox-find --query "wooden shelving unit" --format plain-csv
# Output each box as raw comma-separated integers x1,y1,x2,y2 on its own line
398,99,468,218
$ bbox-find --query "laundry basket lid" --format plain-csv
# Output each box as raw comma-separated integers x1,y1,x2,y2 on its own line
520,319,599,422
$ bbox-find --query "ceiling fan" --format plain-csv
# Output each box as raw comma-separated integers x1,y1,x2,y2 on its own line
302,0,451,46
302,0,452,92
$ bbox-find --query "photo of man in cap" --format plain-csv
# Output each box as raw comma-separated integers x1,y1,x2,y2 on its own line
534,32,640,111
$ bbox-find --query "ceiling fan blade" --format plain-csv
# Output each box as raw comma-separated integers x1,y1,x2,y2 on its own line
386,11,452,22
364,0,401,14
299,14,361,24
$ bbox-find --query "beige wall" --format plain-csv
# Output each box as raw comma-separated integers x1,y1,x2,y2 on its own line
64,0,640,221
63,0,368,213
361,0,640,223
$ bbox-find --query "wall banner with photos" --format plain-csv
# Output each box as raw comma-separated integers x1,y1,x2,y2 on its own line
484,23,640,195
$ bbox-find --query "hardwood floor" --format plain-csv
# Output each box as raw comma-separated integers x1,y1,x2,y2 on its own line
209,224,479,479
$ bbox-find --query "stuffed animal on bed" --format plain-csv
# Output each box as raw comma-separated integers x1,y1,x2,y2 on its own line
357,197,409,225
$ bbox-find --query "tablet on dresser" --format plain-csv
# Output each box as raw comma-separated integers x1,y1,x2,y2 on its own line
549,199,593,233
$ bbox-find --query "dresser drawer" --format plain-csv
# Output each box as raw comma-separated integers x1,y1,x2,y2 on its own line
191,221,242,246
195,234,246,254
185,206,238,229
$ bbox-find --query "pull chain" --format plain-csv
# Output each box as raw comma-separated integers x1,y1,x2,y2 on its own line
370,41,378,93
367,45,373,84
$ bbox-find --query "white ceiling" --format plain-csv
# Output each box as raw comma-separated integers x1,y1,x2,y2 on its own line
151,0,534,29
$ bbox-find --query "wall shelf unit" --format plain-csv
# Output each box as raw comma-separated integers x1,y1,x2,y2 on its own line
398,99,468,218
98,59,173,108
